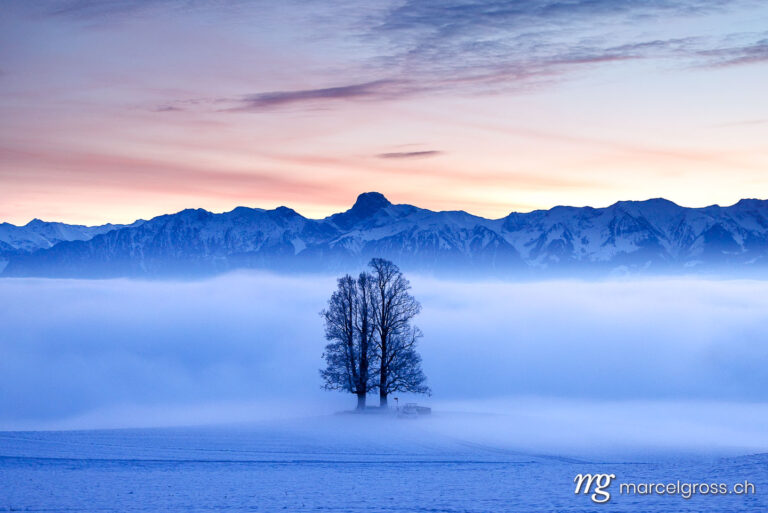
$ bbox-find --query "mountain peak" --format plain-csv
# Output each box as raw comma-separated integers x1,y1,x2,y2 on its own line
327,192,392,230
734,198,768,209
273,206,301,217
351,192,391,215
612,198,680,208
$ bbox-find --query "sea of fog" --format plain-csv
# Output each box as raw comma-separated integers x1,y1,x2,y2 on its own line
2,274,768,437
2,273,768,511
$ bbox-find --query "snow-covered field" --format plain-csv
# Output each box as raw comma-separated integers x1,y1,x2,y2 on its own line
1,415,767,512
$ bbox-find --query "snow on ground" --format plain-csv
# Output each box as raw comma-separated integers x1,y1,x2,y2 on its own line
1,415,767,512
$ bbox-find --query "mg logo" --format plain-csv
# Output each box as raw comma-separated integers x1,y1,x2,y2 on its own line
574,473,616,503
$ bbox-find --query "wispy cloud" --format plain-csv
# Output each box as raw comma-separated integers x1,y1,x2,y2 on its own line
358,0,763,97
229,80,420,112
96,0,763,114
220,48,644,114
377,150,443,159
697,39,768,67
0,145,344,203
370,0,731,42
44,0,171,20
153,105,183,112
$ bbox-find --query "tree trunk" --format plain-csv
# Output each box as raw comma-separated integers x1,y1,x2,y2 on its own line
379,329,388,409
356,393,366,410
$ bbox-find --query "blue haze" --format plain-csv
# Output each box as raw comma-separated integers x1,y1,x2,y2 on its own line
1,273,768,448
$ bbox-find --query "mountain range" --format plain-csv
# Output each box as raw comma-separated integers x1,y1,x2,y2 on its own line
3,192,768,278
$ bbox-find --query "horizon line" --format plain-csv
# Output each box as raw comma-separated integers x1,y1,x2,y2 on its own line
3,193,767,228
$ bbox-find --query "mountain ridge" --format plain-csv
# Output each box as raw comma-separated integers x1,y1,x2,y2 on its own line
3,193,768,278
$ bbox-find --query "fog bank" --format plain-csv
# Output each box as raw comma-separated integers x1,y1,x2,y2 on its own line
1,273,767,436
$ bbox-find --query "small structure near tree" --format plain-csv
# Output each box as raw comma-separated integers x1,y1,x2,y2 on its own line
398,403,432,418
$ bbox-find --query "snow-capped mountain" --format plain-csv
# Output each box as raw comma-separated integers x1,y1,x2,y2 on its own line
3,192,768,277
0,218,143,272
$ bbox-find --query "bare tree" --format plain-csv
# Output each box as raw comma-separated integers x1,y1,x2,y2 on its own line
368,258,427,407
319,274,377,409
354,271,376,406
379,325,429,398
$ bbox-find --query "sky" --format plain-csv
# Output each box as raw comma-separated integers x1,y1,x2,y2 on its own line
1,0,767,225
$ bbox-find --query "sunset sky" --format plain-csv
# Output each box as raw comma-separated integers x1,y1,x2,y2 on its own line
1,0,767,225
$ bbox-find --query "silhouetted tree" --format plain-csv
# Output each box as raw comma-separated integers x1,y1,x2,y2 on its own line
379,325,429,398
368,258,427,407
354,271,376,406
320,274,377,409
